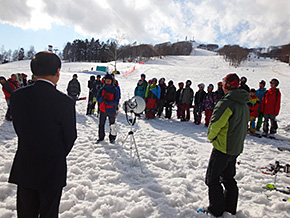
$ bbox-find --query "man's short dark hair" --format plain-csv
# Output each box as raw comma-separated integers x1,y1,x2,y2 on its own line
30,52,61,76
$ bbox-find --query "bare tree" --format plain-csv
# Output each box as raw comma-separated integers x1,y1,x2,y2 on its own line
218,45,249,67
106,30,125,71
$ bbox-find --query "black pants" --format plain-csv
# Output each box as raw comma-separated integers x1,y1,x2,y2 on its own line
99,111,116,141
263,113,278,134
17,186,62,218
165,102,173,118
194,106,202,124
5,99,12,121
157,99,165,117
205,148,239,217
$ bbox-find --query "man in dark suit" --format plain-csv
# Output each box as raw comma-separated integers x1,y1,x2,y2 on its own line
9,51,77,218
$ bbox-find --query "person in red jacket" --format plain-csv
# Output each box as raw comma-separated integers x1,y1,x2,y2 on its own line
261,78,281,136
1,74,18,121
249,89,260,133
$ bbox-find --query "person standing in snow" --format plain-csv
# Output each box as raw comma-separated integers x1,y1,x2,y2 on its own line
248,89,260,133
215,81,224,101
194,83,206,124
157,78,166,117
66,74,81,101
255,80,266,131
96,74,120,143
86,75,98,115
0,74,18,121
203,73,249,217
141,73,148,91
164,80,176,119
145,78,161,119
261,78,281,137
180,80,194,121
9,51,77,218
175,82,184,119
135,79,146,99
95,75,103,114
202,84,217,126
239,76,250,93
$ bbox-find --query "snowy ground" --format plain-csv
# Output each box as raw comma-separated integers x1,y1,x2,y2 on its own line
1,49,290,218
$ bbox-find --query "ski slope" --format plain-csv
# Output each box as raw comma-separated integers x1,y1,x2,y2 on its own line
1,50,290,218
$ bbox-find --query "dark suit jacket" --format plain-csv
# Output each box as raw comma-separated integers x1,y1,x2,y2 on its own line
9,80,77,189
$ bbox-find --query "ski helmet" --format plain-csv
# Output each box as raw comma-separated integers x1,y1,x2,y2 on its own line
90,75,95,81
152,78,157,83
208,84,214,90
270,78,279,87
198,83,205,89
141,73,146,78
223,73,240,90
168,80,173,86
138,79,143,84
159,78,165,83
250,88,256,93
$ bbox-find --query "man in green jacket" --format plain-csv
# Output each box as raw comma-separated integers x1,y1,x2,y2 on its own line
203,73,250,217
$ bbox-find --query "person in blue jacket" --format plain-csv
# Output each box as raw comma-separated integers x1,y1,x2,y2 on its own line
255,80,266,131
134,80,146,98
96,74,120,143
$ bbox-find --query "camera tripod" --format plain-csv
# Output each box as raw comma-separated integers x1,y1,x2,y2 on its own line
112,113,143,173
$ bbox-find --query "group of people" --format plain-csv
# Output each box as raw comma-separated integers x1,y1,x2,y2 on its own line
134,74,224,124
0,50,283,218
134,73,281,137
0,74,37,121
66,73,121,144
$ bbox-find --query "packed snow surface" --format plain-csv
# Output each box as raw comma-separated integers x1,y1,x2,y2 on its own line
1,50,290,217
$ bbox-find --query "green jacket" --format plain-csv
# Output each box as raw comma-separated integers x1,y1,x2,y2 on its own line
207,89,250,155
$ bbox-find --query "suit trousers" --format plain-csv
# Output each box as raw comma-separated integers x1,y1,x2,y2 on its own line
205,148,239,217
17,185,62,218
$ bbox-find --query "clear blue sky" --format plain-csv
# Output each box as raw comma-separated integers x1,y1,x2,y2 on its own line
0,23,88,52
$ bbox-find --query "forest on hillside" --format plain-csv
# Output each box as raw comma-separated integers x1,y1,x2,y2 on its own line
0,38,289,68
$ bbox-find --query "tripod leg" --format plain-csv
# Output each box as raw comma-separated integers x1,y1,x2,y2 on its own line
131,134,143,173
112,133,130,164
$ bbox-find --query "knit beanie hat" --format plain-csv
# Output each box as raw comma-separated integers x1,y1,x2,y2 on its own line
223,73,240,90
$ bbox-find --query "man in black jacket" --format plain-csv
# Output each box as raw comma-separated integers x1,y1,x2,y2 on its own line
66,74,81,100
164,80,176,119
194,83,206,124
9,51,77,218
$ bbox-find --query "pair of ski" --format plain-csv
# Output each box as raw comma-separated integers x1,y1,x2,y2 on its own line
263,184,290,202
248,131,290,142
